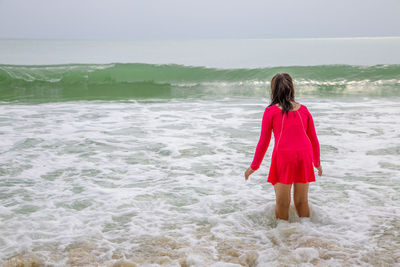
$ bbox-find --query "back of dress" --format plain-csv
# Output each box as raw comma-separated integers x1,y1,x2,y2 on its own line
250,104,320,185
273,107,313,152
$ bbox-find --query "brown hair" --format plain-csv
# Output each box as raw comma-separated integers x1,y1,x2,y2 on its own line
268,73,295,115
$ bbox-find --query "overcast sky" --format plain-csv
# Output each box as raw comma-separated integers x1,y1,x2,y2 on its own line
0,0,399,40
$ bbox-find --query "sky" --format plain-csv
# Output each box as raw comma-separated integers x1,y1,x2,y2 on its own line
0,0,399,40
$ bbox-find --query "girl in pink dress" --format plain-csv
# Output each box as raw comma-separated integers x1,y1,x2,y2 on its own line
244,73,323,221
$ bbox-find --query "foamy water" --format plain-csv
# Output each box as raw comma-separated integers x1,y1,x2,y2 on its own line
1,97,399,266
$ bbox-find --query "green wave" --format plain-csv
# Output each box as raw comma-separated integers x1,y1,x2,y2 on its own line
0,63,399,102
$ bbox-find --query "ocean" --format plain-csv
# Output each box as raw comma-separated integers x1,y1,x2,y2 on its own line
0,38,399,266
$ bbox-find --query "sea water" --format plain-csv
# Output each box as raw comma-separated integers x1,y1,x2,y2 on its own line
0,38,399,266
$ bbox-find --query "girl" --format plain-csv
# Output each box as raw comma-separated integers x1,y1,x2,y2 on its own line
244,73,322,221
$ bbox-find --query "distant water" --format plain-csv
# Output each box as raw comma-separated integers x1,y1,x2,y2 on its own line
0,38,399,266
1,37,400,67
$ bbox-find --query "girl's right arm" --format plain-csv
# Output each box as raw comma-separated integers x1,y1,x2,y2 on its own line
306,110,321,169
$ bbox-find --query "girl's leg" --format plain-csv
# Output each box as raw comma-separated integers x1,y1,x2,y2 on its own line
293,183,310,217
273,182,292,220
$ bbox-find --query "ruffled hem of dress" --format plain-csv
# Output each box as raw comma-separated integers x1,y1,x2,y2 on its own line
267,176,316,185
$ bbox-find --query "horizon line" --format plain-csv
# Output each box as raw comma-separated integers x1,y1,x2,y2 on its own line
1,35,400,42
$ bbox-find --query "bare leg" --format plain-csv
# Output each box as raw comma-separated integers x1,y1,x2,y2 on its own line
293,182,310,217
273,182,292,221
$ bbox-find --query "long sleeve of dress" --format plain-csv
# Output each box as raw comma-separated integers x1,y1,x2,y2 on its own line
306,112,320,168
250,108,272,170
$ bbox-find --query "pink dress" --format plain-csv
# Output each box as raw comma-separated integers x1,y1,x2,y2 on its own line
250,104,320,185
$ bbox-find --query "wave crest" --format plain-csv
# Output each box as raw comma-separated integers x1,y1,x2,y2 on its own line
1,63,399,102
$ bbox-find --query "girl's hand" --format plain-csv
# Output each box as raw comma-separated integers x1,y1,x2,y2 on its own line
245,167,255,181
317,165,323,176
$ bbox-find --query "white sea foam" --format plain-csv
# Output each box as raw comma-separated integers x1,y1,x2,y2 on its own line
0,97,399,266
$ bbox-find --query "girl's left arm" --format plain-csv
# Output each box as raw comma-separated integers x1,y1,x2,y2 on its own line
250,108,273,171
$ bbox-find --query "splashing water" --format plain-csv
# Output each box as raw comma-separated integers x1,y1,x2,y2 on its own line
1,96,399,266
